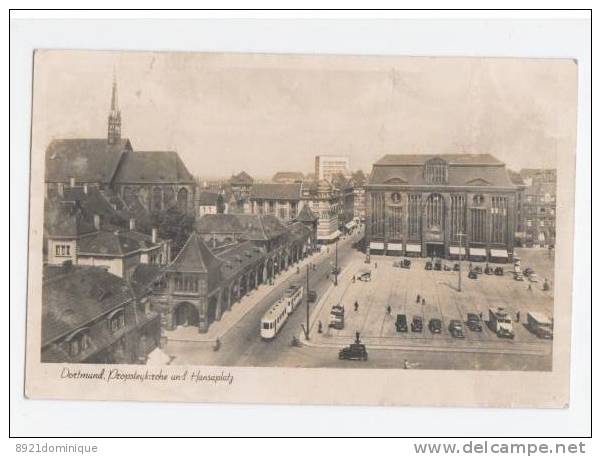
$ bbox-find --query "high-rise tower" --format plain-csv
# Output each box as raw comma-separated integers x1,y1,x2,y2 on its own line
107,72,121,145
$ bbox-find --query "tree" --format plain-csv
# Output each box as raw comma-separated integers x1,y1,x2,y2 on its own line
351,170,367,186
331,172,348,190
151,207,195,258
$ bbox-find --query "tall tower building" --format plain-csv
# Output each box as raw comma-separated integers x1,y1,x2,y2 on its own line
107,72,121,145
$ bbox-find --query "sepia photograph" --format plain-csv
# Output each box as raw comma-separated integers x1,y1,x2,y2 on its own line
24,49,578,407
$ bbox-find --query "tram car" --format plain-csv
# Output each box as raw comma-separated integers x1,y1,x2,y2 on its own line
260,299,288,340
260,284,304,340
284,284,304,314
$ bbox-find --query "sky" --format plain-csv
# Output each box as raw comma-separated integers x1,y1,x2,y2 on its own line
32,50,578,179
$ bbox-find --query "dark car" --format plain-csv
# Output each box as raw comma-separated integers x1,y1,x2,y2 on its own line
425,261,433,271
465,313,483,332
473,266,483,274
494,267,504,276
401,259,411,269
428,318,442,334
338,343,368,361
484,265,493,275
468,271,478,280
395,314,408,332
307,289,318,303
449,320,465,338
411,315,423,332
330,305,345,317
434,260,442,271
443,263,451,271
453,263,460,272
523,267,534,277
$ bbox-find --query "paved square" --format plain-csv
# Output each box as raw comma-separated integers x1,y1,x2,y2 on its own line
308,248,554,354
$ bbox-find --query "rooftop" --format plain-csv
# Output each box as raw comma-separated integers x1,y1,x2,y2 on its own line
114,150,195,184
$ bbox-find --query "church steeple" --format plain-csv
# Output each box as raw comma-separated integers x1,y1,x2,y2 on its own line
107,70,121,145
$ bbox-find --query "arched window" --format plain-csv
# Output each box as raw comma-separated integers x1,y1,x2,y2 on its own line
425,193,445,231
177,187,189,212
152,187,163,212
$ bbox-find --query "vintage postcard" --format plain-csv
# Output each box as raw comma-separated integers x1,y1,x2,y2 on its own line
25,50,577,407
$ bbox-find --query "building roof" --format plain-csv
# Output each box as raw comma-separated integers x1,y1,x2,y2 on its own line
272,171,304,183
44,201,97,238
230,171,254,185
45,138,132,184
368,154,515,188
217,241,266,280
42,265,135,345
237,214,288,241
114,150,195,184
166,233,223,285
250,183,302,201
374,154,503,166
78,229,159,256
296,204,318,222
196,214,246,234
129,263,163,297
197,191,220,206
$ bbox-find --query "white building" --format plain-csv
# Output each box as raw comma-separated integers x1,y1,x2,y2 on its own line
315,155,351,182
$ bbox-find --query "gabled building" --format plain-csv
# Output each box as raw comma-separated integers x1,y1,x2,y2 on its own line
41,264,160,364
229,171,254,212
365,154,520,261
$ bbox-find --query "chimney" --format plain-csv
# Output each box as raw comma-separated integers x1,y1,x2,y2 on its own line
93,214,100,230
69,177,75,188
152,228,158,244
129,218,136,231
83,183,88,194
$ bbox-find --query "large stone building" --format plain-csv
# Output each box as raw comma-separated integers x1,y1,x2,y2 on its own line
315,155,351,182
365,154,520,261
44,76,196,216
150,215,314,332
41,264,161,364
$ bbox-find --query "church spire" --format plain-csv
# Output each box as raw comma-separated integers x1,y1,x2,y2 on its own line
107,69,122,145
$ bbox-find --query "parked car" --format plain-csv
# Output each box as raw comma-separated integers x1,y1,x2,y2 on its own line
338,342,368,361
473,266,483,274
330,305,345,317
307,289,318,303
425,261,433,271
428,318,442,334
434,260,442,271
465,313,483,332
526,312,553,339
358,271,372,282
453,263,460,272
395,314,408,332
528,273,539,283
484,264,493,275
401,259,411,269
494,267,504,276
523,267,534,277
449,320,465,338
514,272,524,281
468,271,478,280
411,315,423,332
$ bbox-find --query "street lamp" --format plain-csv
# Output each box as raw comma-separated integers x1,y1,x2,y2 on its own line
334,239,339,286
457,232,466,292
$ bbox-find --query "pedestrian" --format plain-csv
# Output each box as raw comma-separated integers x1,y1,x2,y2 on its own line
318,320,323,334
422,298,426,306
416,294,421,304
479,311,483,320
386,305,392,315
528,283,532,292
375,262,378,269
355,331,361,343
516,311,520,322
352,275,356,283
354,301,359,312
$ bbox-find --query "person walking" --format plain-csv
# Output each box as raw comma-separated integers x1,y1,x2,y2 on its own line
416,294,421,304
422,298,426,306
354,301,359,312
516,311,521,323
318,320,323,334
386,305,392,315
375,262,378,269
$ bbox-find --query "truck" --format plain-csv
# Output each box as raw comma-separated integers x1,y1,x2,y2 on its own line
488,307,515,339
527,312,553,339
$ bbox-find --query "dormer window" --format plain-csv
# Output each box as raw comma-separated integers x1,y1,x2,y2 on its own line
424,158,448,185
108,308,126,333
66,329,90,357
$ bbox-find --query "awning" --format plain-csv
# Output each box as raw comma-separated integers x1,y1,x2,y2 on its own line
388,242,403,250
369,241,384,250
317,230,341,241
469,248,487,257
490,249,508,258
449,246,466,255
406,244,422,253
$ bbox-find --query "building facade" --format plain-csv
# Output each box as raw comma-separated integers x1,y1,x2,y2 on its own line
520,169,557,248
365,154,520,261
315,155,351,182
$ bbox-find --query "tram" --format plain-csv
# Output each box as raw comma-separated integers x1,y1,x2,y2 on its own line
260,284,304,340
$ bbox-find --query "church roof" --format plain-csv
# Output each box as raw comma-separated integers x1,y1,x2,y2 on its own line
375,154,503,166
296,204,318,222
166,232,223,284
45,138,132,184
114,150,195,184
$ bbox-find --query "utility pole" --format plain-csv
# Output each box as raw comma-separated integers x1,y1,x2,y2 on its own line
334,239,339,286
305,264,310,340
457,232,466,292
